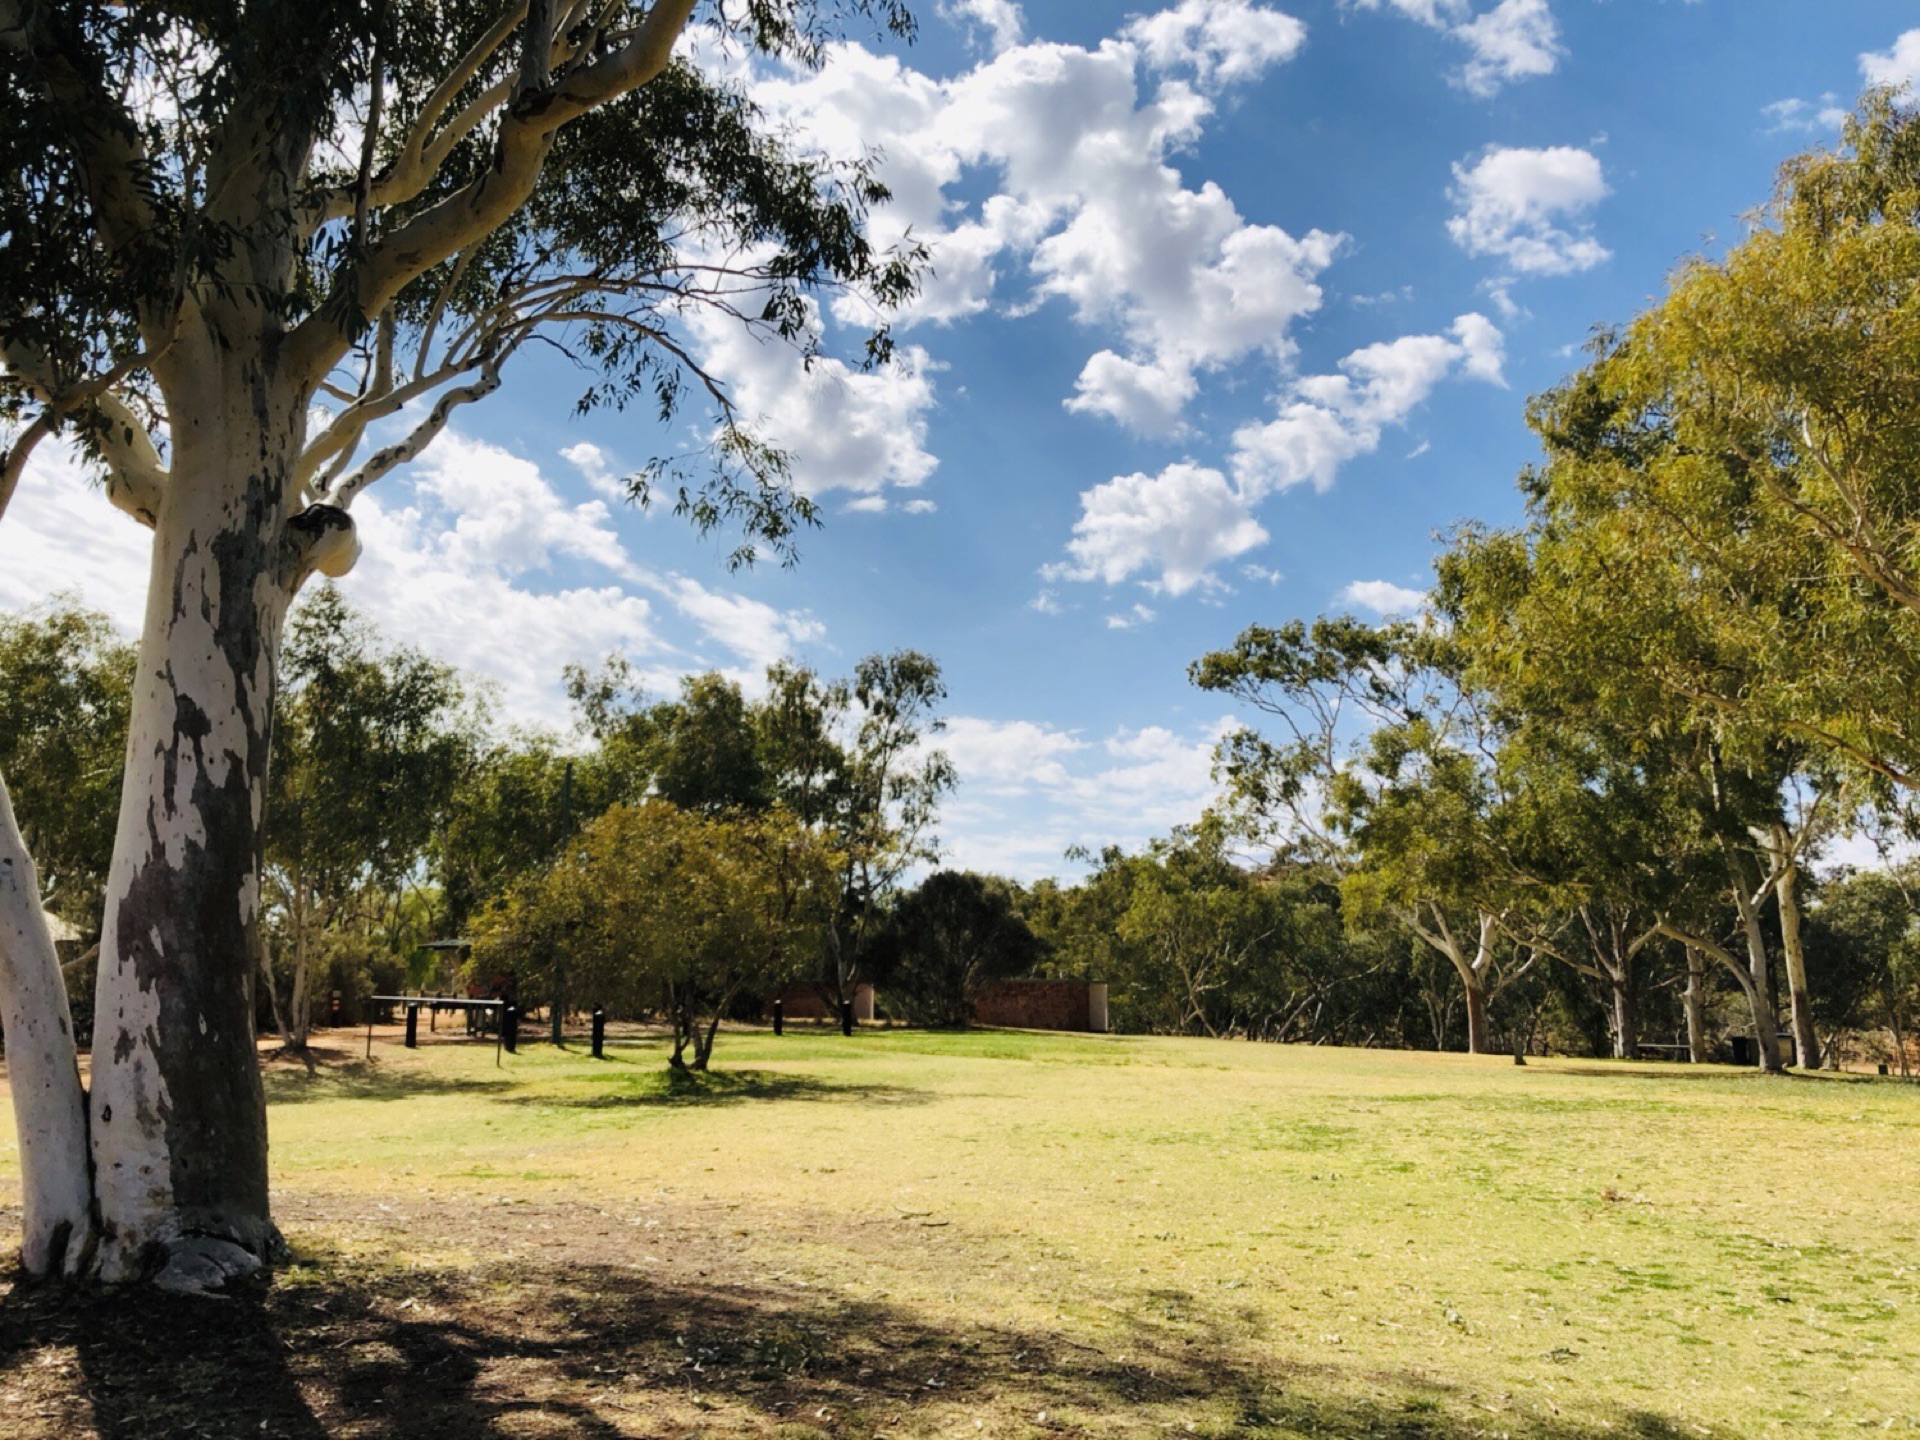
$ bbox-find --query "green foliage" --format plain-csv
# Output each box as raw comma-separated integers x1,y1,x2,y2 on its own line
1031,827,1413,1045
1464,92,1920,796
470,799,838,1069
4,0,925,562
0,598,132,931
265,585,474,1037
866,870,1043,1026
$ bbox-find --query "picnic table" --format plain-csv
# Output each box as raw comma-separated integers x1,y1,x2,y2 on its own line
367,995,510,1064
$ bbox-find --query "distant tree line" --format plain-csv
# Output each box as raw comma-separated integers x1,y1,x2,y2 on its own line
0,586,967,1069
5,572,1919,1073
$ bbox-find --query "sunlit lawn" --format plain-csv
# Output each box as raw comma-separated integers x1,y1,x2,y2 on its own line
3,1026,1919,1437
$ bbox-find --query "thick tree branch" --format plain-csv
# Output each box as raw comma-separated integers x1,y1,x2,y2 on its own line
91,390,167,527
300,3,531,232
0,1,157,253
1653,922,1758,1001
329,352,510,507
0,413,57,527
287,0,700,386
2,344,170,527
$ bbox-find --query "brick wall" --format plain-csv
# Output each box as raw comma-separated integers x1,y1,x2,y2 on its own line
772,984,873,1020
972,979,1100,1032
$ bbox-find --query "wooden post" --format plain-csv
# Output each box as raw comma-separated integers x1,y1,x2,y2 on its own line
404,1002,419,1049
772,998,784,1036
840,999,854,1037
591,1007,606,1058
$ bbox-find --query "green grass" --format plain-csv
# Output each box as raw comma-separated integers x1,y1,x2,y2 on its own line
5,1028,1920,1437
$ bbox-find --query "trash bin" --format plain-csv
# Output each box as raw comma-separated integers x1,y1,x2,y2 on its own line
1730,1035,1755,1066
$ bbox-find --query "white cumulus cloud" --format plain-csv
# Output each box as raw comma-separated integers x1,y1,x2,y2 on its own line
930,716,1233,878
1231,313,1504,497
1339,578,1427,616
1350,0,1561,97
684,294,939,500
1447,145,1610,278
1862,30,1920,90
1045,314,1502,597
1123,0,1309,88
1762,95,1848,135
0,431,830,730
1453,0,1559,97
748,15,1332,436
1046,462,1270,597
943,0,1026,53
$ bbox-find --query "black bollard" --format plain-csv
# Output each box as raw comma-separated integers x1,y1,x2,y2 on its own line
840,999,854,1036
503,1002,519,1054
591,1007,606,1058
404,1002,419,1049
1880,1062,1891,1076
772,998,784,1036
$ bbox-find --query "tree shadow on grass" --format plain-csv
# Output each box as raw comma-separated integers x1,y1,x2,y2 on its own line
263,1061,517,1106
510,1066,932,1110
0,1257,1726,1440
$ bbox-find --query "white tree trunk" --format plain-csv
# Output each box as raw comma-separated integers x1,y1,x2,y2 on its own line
0,773,97,1276
87,362,301,1287
289,878,312,1051
1730,882,1785,1075
1683,946,1708,1064
1774,859,1820,1069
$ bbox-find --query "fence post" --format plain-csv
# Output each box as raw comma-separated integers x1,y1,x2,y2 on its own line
591,1006,606,1058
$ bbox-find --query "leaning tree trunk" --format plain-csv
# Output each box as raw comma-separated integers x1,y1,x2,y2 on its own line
86,362,305,1287
0,773,97,1276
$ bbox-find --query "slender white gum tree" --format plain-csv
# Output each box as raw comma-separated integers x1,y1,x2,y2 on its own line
0,774,95,1274
0,0,915,1287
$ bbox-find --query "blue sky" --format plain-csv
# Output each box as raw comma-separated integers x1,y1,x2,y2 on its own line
5,1,1919,878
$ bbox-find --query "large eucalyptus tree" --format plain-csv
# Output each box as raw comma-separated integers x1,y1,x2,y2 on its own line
0,0,914,1287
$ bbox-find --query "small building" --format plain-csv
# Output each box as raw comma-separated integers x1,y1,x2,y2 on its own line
971,978,1109,1033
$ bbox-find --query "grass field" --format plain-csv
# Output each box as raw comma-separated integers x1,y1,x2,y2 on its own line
2,1027,1919,1438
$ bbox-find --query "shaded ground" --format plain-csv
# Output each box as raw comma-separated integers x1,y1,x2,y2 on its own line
0,1192,1710,1439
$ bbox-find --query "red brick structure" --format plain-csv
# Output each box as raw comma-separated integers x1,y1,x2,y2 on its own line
971,979,1108,1033
772,983,874,1021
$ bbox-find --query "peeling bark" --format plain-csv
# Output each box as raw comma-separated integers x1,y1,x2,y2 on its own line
87,357,301,1283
